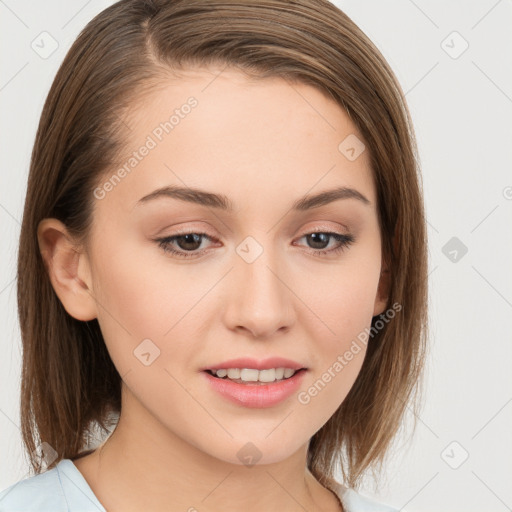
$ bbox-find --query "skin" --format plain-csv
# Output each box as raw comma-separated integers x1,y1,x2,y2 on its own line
38,66,389,512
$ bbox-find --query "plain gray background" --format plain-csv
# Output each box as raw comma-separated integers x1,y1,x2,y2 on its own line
1,1,511,511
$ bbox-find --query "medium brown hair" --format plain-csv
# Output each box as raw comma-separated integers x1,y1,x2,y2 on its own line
17,0,428,490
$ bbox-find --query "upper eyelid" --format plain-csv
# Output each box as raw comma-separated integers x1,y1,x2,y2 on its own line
161,221,350,236
159,227,349,239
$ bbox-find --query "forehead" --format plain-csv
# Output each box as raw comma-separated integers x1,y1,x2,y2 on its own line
95,66,376,216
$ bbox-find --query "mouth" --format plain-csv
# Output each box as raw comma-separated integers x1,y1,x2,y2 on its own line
203,366,308,408
204,367,307,385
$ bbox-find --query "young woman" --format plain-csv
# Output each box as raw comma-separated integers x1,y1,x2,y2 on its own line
0,0,428,510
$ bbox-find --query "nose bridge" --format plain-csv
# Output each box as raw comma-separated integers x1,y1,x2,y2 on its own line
225,234,293,337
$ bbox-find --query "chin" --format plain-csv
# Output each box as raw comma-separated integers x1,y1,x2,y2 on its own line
203,436,306,468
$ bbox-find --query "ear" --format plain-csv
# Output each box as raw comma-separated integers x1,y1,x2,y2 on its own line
373,252,391,317
37,218,98,321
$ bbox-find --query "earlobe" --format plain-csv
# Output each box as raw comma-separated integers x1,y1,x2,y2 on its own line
373,231,396,316
37,218,98,321
373,263,391,317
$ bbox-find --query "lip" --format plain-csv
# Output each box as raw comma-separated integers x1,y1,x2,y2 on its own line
201,357,306,371
203,368,307,408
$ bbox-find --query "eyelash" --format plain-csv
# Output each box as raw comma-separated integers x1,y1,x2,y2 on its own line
154,230,355,259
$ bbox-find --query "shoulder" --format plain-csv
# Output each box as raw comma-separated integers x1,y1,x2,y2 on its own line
341,488,402,512
0,463,65,512
328,478,403,512
0,468,67,512
0,459,105,512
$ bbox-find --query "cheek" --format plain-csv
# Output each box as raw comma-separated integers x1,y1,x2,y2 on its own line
292,288,374,435
291,246,382,422
298,242,382,351
89,233,221,384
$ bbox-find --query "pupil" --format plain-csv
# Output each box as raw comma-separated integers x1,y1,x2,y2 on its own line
178,233,201,251
308,232,329,249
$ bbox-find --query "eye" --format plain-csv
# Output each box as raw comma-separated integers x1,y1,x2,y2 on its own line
294,231,355,257
154,230,355,259
155,231,217,259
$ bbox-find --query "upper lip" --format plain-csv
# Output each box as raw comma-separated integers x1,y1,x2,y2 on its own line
202,357,307,372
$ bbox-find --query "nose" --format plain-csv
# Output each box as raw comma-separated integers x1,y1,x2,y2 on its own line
222,244,295,339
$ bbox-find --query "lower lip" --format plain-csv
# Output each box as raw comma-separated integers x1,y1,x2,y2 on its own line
203,370,307,408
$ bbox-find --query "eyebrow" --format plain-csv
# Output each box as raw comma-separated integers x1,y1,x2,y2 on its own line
135,185,371,211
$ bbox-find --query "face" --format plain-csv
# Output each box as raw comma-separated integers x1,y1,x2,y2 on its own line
58,66,388,466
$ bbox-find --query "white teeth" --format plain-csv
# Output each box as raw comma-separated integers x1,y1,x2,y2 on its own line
212,367,299,383
240,368,259,382
258,369,276,383
283,368,295,378
227,368,241,379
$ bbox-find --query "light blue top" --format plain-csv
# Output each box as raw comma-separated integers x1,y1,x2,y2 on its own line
0,459,401,511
